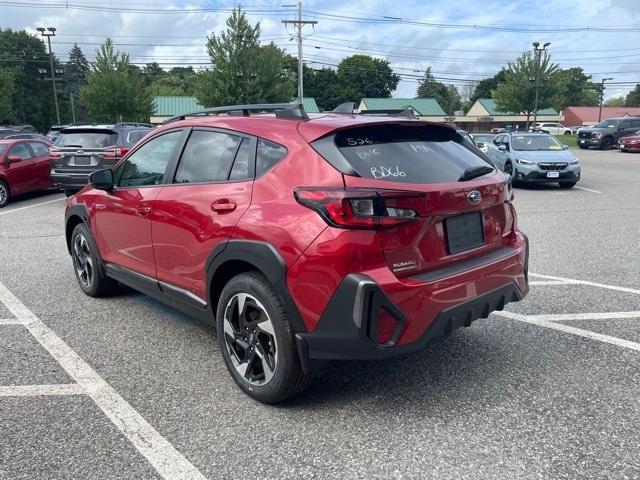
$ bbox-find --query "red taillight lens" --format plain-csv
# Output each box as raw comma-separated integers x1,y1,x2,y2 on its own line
102,146,129,159
49,149,62,159
294,187,423,229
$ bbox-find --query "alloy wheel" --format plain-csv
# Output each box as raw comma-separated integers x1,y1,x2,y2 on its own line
223,293,278,386
0,183,7,206
73,234,94,289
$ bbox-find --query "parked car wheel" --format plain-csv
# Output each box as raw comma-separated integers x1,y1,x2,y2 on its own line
216,272,312,403
559,182,577,189
0,180,9,208
504,161,513,176
71,223,118,297
600,137,613,150
578,144,589,149
563,130,572,135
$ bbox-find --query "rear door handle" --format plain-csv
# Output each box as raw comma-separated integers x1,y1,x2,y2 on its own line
137,205,152,216
211,199,237,213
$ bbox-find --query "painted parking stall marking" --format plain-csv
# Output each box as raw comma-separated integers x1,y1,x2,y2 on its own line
495,272,640,353
0,281,207,480
0,196,66,216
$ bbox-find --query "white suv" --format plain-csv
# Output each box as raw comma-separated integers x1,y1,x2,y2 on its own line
530,123,572,135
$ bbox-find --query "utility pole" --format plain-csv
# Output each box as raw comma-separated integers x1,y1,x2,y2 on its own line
532,41,550,126
69,93,76,123
282,2,317,104
598,77,614,122
37,27,61,125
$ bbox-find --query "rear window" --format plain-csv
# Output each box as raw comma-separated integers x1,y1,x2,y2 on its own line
55,131,118,148
334,125,492,183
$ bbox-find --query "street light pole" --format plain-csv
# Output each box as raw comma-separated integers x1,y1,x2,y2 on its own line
37,27,61,125
532,41,550,126
598,77,614,122
282,2,317,104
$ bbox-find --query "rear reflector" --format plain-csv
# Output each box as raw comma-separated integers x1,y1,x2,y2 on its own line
294,187,424,229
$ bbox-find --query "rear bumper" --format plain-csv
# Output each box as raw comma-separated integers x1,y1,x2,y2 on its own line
50,170,92,190
296,233,529,364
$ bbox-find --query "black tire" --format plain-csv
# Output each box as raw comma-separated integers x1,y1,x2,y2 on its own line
578,145,589,149
559,182,577,189
216,272,312,403
600,137,613,150
64,189,76,198
70,223,118,297
0,180,9,208
563,131,571,136
504,162,513,176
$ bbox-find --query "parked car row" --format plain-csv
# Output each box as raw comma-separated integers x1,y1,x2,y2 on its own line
577,117,640,150
0,122,154,207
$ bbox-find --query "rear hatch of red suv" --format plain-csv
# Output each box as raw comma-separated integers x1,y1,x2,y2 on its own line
304,120,515,279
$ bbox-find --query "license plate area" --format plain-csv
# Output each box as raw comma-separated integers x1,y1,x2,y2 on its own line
73,156,90,166
547,171,560,178
445,212,485,254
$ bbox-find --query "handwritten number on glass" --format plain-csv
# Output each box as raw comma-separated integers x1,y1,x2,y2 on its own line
346,137,373,146
370,165,407,179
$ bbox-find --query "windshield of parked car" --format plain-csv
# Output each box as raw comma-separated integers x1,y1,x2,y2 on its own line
471,134,495,144
593,120,617,128
55,131,118,148
511,135,564,151
333,124,493,183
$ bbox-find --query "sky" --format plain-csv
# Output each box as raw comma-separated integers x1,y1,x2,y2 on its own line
2,0,640,101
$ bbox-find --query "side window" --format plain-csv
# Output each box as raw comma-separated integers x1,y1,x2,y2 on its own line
229,138,252,181
619,121,630,130
126,130,149,146
29,142,49,156
8,144,32,160
119,130,182,187
174,130,241,184
629,119,640,129
256,139,287,176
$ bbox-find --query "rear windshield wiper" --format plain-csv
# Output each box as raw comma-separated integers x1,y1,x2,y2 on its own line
458,165,494,182
61,144,83,148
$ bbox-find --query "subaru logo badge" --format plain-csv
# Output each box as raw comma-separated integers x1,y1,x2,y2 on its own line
467,190,482,204
76,149,84,155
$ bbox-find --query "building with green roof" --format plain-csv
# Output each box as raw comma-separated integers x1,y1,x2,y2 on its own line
462,98,561,131
358,98,447,119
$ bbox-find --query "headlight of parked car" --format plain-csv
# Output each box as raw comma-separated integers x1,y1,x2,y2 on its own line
516,158,534,165
593,131,602,139
570,158,580,164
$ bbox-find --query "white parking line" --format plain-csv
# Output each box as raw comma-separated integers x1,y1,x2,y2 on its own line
528,280,577,286
0,281,207,480
574,186,602,194
530,273,640,296
527,311,640,322
0,197,65,216
0,384,85,397
495,310,640,353
0,318,24,325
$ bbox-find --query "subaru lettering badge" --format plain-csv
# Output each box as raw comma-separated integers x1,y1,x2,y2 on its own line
467,190,482,204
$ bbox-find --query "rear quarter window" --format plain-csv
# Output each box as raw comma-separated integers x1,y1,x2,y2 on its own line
333,124,493,183
256,139,287,176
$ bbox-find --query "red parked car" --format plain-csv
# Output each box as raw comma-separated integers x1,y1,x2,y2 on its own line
619,130,640,152
65,103,529,403
0,139,53,207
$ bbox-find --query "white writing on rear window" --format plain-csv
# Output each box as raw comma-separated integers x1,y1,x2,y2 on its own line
370,165,406,179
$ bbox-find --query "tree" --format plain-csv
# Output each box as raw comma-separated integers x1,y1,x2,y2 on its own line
625,83,640,107
79,39,153,122
552,67,599,110
302,66,347,111
416,67,462,116
63,44,90,121
336,55,399,104
143,62,164,86
470,69,507,103
604,96,625,107
0,28,59,130
492,50,561,128
195,8,294,106
0,68,15,123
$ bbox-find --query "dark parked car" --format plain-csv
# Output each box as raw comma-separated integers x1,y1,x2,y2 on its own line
4,133,52,144
65,103,528,403
0,125,37,139
46,125,69,143
50,123,153,195
577,117,640,149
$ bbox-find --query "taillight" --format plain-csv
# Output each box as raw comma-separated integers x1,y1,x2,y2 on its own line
49,149,62,159
102,146,129,159
294,187,423,229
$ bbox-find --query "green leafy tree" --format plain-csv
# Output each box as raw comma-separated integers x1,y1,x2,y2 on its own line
0,67,16,123
336,55,399,104
143,62,164,86
553,67,599,110
470,69,507,103
0,28,58,130
625,83,640,107
416,67,462,116
79,39,153,122
195,8,294,106
492,50,561,128
303,66,349,111
604,96,625,107
63,44,90,122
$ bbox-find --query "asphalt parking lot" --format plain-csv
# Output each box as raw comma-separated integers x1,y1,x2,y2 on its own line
0,148,639,480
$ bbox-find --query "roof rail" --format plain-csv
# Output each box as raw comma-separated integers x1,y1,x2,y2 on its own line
162,103,309,125
114,122,154,128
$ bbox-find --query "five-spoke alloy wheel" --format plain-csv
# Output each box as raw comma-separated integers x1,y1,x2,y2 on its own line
73,233,94,290
70,223,117,297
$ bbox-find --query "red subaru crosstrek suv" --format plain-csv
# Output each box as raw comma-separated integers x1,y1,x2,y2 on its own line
65,103,529,403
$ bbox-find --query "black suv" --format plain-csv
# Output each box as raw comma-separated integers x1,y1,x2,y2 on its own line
577,117,640,149
50,123,153,195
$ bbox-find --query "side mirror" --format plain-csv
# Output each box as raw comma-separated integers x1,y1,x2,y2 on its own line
6,155,21,163
562,144,569,150
90,168,114,192
475,142,485,148
498,144,507,151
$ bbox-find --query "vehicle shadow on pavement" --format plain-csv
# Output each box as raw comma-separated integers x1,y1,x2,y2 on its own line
2,188,62,206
